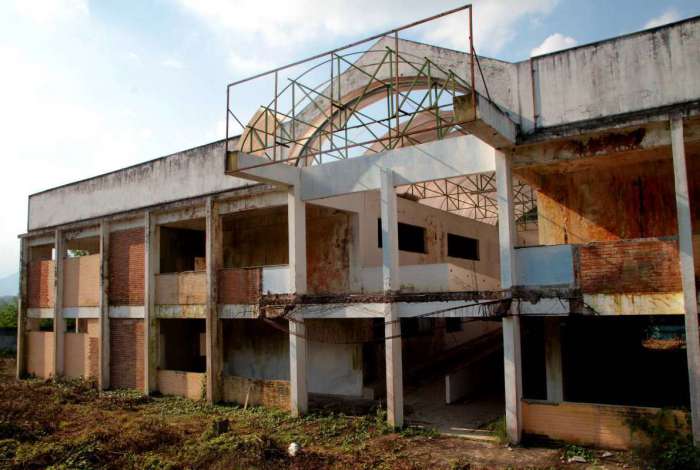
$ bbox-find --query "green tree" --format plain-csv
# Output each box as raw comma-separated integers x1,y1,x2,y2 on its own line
0,299,17,328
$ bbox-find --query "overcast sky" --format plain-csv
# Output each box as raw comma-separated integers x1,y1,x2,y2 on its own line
1,0,699,278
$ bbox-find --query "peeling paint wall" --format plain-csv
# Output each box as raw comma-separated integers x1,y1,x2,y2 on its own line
63,255,100,307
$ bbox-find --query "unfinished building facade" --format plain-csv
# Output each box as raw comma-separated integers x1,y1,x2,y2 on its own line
17,7,700,449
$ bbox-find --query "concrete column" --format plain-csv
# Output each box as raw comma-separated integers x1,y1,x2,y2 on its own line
544,317,563,403
99,222,110,390
670,115,700,443
348,212,362,292
288,185,307,294
380,168,400,292
288,185,308,416
496,150,522,444
16,238,28,379
143,211,158,394
52,230,65,377
380,167,403,428
206,197,223,403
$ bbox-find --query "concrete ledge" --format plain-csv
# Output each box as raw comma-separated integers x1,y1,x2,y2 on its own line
583,292,684,315
63,307,100,319
218,304,259,319
27,308,53,319
154,304,206,319
109,306,145,319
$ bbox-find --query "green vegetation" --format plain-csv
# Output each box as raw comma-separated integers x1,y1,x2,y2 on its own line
0,298,17,329
627,409,700,470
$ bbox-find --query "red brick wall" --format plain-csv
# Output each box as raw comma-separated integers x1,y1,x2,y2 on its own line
578,238,682,294
110,319,144,390
109,229,145,306
27,260,54,308
218,268,261,304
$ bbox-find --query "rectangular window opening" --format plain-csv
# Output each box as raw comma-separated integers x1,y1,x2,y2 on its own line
447,233,479,261
377,219,426,254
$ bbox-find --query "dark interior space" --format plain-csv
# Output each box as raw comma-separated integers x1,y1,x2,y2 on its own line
562,315,689,408
159,226,206,273
160,319,206,372
521,317,547,400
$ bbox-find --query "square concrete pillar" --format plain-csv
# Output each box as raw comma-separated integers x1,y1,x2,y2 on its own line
205,197,224,403
380,167,403,428
670,115,700,443
143,211,159,395
16,238,28,379
53,230,65,377
99,222,110,390
496,150,522,444
288,185,308,416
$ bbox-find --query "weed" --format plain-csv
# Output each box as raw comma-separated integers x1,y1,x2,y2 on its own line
562,444,594,462
486,415,508,444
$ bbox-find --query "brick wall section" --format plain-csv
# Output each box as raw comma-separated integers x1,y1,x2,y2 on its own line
578,238,682,294
27,260,54,308
218,268,261,304
109,229,145,305
110,319,144,390
222,375,290,410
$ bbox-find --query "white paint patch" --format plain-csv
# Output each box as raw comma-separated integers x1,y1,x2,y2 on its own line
27,307,53,318
262,265,291,294
583,293,684,315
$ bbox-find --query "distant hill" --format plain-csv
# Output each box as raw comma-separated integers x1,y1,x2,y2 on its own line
0,273,18,297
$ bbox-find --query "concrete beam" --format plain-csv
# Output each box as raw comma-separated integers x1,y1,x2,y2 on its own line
52,230,65,377
16,238,28,379
300,135,495,201
544,317,563,403
671,116,700,443
205,197,223,403
227,151,301,186
99,222,110,390
453,93,518,149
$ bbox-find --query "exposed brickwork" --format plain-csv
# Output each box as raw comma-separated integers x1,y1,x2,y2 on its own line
88,337,100,379
109,229,145,306
27,260,54,308
218,268,261,304
578,238,682,294
110,319,144,390
222,375,290,410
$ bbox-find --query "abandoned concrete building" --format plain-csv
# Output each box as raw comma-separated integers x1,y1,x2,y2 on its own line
15,6,700,450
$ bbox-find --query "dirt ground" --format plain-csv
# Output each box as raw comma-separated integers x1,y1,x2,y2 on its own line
0,358,640,469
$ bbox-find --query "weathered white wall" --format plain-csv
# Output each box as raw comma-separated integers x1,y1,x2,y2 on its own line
28,139,253,230
518,17,700,132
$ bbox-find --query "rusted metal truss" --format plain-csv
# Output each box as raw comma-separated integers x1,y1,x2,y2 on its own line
400,175,537,228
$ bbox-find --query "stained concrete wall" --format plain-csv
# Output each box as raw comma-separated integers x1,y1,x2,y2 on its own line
536,157,699,245
64,318,99,379
63,254,100,308
155,272,207,305
518,17,700,133
222,319,370,397
320,191,501,291
27,139,251,231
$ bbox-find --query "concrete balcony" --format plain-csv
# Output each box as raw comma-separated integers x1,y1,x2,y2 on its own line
155,271,207,318
515,237,695,315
